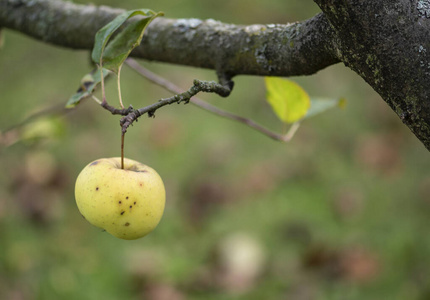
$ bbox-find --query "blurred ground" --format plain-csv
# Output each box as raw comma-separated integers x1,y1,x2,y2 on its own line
1,1,430,299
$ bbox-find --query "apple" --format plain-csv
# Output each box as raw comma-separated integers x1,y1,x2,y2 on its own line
75,157,165,240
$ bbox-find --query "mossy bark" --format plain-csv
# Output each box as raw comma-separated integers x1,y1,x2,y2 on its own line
315,0,430,150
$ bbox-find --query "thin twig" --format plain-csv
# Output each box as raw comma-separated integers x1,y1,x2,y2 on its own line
117,79,231,133
125,58,299,142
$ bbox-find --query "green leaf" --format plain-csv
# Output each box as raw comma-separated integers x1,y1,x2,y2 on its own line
91,9,163,73
304,97,346,119
265,77,311,124
66,68,111,108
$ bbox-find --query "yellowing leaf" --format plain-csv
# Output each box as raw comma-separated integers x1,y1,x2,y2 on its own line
265,77,310,124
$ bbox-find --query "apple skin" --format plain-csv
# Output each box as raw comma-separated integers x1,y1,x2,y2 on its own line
75,157,165,240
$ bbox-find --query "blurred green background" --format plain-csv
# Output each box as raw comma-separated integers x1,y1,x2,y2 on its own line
1,0,430,299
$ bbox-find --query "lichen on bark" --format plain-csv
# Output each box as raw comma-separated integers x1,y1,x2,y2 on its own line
314,0,430,150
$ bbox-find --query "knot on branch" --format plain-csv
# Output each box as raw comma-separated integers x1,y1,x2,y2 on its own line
148,110,156,117
217,71,234,97
101,102,134,116
120,109,142,134
192,79,232,97
174,94,188,104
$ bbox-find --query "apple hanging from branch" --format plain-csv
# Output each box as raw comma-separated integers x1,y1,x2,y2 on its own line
75,157,166,240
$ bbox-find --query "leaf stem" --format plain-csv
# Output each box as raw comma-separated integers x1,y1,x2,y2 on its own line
282,122,300,142
91,95,102,104
117,65,124,109
100,62,106,105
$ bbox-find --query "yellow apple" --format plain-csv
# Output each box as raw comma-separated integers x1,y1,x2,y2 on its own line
75,157,165,240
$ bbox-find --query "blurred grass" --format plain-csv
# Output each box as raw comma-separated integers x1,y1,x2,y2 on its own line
1,0,430,299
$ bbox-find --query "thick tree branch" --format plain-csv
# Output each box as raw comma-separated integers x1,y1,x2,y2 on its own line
0,0,339,77
313,0,430,150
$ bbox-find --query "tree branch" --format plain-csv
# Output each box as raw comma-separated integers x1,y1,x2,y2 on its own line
312,0,430,150
100,77,232,134
0,0,339,77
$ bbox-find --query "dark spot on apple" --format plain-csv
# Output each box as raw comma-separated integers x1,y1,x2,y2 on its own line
120,211,125,215
119,201,122,204
134,202,136,205
126,196,129,200
139,183,143,187
129,205,132,209
96,187,99,191
125,222,130,226
90,161,99,166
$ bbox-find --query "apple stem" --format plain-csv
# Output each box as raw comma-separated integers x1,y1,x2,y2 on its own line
121,132,125,169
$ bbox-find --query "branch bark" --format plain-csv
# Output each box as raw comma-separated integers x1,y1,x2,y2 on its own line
0,0,339,77
314,0,430,150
